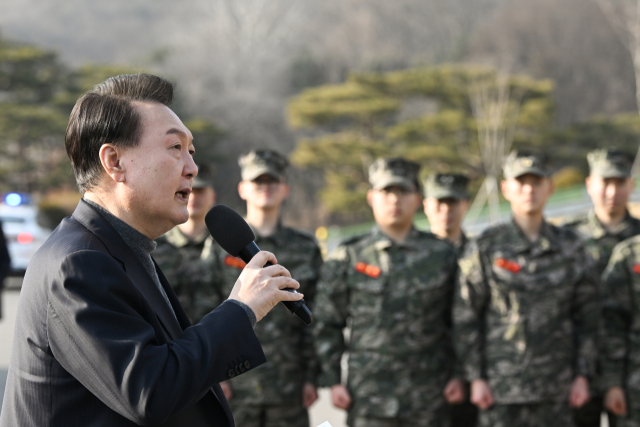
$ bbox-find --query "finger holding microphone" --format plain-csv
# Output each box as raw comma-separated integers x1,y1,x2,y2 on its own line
205,204,314,325
229,250,303,322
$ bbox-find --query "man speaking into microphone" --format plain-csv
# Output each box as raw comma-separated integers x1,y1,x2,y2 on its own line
0,73,302,427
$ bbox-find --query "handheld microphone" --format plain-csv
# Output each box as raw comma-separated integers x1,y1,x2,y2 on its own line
204,204,313,325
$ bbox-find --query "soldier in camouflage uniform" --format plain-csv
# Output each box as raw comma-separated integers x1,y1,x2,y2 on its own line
424,173,478,427
217,149,322,427
563,148,639,275
423,173,471,256
563,148,638,427
314,158,460,427
454,149,599,427
154,171,224,323
600,236,640,426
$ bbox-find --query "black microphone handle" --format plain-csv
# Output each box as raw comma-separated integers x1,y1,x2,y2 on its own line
236,242,313,325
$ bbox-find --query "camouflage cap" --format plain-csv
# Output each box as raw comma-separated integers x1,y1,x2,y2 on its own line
587,148,634,178
238,149,289,181
368,157,420,191
503,149,552,179
424,173,470,199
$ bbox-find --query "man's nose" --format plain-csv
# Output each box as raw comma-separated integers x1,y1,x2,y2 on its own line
604,183,618,199
184,154,198,178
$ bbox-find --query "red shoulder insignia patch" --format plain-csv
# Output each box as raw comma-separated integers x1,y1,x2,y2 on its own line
633,264,640,274
224,255,247,270
355,261,382,278
495,257,521,273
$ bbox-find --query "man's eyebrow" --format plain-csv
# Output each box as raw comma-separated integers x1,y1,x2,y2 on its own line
166,128,188,138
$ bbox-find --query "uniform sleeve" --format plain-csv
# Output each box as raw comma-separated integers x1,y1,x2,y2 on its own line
192,242,226,322
600,243,633,389
313,246,350,387
571,245,600,380
301,244,323,385
453,239,489,381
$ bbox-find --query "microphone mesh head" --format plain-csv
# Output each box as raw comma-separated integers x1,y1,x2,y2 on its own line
204,205,255,256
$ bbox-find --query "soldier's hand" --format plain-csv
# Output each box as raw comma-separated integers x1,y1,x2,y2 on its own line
303,382,318,408
470,379,494,410
444,378,466,404
604,387,627,416
220,381,233,400
228,251,302,322
569,375,590,408
331,384,352,410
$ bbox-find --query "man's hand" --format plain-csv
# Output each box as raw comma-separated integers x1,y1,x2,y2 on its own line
444,378,466,404
605,387,627,416
569,375,590,408
331,384,352,410
220,381,233,400
470,379,494,410
303,382,318,408
228,251,302,321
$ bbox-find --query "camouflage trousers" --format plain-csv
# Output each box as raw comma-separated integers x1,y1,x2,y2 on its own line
230,402,309,427
617,391,640,427
350,406,450,427
449,381,478,427
478,402,573,427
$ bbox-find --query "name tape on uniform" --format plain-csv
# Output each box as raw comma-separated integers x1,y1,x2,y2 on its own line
316,423,333,427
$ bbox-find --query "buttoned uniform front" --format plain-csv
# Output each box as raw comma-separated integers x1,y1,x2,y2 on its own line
0,200,266,427
601,235,640,427
216,222,322,427
314,226,458,427
563,209,640,276
155,227,224,323
454,219,599,426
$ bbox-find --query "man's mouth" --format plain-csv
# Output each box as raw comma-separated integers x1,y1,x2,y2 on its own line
176,189,192,199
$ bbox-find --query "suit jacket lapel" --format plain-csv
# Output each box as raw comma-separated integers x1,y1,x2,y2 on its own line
73,200,231,423
72,200,184,340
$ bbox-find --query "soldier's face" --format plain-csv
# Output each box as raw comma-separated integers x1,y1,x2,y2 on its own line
586,175,634,217
367,186,422,229
423,197,470,233
188,187,216,220
501,174,554,216
238,174,290,210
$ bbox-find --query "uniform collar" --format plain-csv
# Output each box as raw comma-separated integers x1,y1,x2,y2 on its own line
248,219,288,246
588,208,634,239
507,217,561,255
164,226,209,248
371,225,422,251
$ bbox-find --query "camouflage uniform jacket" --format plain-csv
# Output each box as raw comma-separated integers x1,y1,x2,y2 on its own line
455,232,469,258
562,209,640,275
454,219,599,404
314,226,458,419
154,227,223,323
601,235,640,396
217,223,323,406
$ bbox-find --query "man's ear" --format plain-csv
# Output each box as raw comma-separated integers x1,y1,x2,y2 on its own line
238,181,249,201
500,179,511,202
366,190,374,208
99,144,126,183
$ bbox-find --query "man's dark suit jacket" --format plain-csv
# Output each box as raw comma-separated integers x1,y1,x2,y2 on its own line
0,200,266,426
